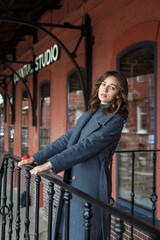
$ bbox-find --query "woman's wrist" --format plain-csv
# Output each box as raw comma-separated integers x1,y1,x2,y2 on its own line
43,161,52,170
31,156,37,165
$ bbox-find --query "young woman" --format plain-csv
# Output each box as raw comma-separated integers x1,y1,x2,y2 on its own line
18,70,128,240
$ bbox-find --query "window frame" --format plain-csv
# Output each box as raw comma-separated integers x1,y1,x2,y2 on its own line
21,89,29,157
67,68,85,131
137,105,147,134
39,80,51,151
116,41,157,218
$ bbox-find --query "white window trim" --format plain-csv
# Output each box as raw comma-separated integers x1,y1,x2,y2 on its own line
137,106,147,134
136,75,144,83
122,122,129,133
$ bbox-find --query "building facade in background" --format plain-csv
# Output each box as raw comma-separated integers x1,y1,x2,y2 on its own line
0,0,160,222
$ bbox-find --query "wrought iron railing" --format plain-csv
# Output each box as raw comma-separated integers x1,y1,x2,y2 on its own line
116,149,160,240
0,151,160,240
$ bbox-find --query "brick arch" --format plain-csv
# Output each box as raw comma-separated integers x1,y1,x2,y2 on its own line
112,21,159,64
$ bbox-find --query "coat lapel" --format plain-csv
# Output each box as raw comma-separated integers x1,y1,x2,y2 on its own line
68,110,116,146
67,111,94,147
80,113,115,140
98,113,115,126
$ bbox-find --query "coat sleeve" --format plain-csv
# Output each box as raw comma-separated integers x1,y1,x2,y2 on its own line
32,126,74,165
49,114,124,173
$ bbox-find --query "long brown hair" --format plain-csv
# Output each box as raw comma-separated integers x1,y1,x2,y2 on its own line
88,70,129,121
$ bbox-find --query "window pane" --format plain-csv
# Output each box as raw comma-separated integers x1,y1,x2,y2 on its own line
39,82,50,150
0,93,4,150
118,46,155,210
67,70,85,129
21,91,29,157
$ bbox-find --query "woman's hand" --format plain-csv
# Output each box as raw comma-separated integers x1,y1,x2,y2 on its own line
18,157,35,168
18,157,52,177
30,162,52,177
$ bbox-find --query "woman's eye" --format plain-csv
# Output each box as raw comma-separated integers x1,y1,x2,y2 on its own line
101,82,116,90
109,85,115,90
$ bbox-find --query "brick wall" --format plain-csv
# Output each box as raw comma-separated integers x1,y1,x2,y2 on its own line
1,0,160,219
110,216,151,240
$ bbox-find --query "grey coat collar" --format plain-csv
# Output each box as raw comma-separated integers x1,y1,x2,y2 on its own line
67,111,116,147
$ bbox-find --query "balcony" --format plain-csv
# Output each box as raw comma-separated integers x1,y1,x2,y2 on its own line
0,150,160,240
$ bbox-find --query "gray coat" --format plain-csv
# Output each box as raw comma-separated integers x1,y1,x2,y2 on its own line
33,110,124,240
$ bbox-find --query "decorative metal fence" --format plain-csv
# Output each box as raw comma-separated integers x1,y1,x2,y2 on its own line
0,151,160,240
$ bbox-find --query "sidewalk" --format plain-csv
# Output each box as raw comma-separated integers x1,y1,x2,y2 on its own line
0,186,48,240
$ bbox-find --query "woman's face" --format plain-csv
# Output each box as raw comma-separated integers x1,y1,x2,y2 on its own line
98,75,120,104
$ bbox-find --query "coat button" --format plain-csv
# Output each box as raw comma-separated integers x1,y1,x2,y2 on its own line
72,176,76,180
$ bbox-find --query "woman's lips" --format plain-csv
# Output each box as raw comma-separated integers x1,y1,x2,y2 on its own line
101,93,107,98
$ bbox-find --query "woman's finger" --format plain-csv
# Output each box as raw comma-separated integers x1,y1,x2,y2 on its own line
29,162,52,176
18,157,34,168
30,166,42,176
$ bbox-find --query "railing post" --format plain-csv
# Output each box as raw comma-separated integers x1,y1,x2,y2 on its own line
1,156,9,240
114,217,125,240
24,169,31,240
64,189,72,240
83,202,92,240
16,166,21,240
150,151,158,225
47,182,55,240
0,156,4,207
15,166,21,240
34,175,41,240
130,151,135,240
0,172,2,207
8,159,15,240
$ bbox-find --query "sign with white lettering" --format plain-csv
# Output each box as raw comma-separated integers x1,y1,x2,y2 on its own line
13,44,59,84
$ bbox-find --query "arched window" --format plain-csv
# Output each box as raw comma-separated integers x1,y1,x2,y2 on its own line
39,81,50,150
117,42,156,210
0,93,4,150
67,69,85,130
21,90,29,157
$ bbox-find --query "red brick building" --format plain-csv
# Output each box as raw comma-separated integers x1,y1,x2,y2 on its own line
0,0,159,229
